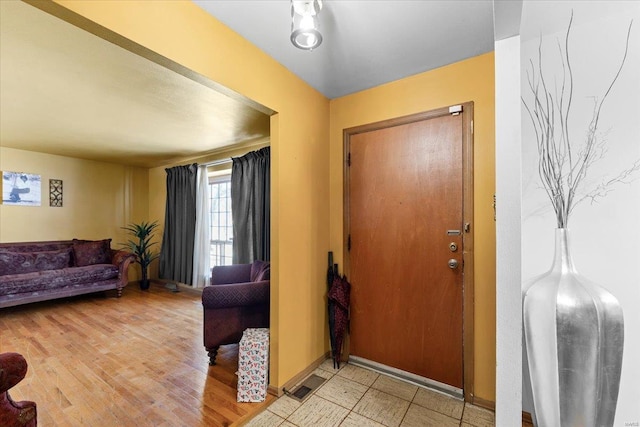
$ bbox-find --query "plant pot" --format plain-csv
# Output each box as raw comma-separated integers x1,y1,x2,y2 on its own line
138,268,151,291
523,228,624,426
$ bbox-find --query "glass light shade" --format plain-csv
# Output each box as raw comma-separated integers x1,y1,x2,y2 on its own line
291,0,323,50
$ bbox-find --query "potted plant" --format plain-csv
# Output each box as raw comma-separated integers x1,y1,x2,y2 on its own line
122,220,160,290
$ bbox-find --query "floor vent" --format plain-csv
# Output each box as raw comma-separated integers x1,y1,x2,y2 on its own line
288,374,326,402
165,282,180,292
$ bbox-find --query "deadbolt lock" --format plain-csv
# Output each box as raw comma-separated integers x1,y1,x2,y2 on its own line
448,259,459,269
449,242,458,252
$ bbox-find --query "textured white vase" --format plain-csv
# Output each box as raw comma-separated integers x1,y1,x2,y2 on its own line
523,228,624,427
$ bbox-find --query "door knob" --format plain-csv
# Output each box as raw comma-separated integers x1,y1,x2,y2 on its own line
448,259,459,269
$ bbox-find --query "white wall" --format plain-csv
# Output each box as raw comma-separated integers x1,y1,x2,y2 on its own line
495,35,522,426
520,1,640,424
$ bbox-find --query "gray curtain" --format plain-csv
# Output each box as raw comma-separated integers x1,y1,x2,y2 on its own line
159,163,198,284
231,147,270,263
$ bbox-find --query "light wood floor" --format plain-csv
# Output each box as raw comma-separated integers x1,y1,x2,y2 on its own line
0,282,274,426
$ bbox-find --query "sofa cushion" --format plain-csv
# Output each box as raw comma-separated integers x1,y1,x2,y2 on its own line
73,239,111,266
0,264,119,296
250,260,270,282
0,249,72,276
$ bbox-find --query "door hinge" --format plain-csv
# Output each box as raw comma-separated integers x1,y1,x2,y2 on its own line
493,194,496,221
347,152,351,167
347,234,351,251
449,105,463,116
471,120,474,134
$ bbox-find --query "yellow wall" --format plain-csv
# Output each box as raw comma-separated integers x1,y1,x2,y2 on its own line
329,53,496,401
0,147,149,279
48,0,332,387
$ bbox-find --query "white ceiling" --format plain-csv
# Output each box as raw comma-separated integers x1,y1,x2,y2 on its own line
1,0,503,168
195,0,496,99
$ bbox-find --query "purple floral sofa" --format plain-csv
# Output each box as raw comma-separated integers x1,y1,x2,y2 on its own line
0,239,135,309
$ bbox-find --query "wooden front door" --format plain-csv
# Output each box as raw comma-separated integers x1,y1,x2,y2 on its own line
346,106,470,389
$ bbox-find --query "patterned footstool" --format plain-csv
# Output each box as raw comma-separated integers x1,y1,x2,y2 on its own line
237,328,270,402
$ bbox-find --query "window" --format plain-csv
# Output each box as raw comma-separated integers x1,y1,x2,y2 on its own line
209,174,233,267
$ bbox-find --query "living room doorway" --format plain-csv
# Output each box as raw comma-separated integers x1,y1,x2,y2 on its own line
344,104,475,400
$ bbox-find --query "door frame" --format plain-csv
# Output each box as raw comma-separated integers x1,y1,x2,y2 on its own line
343,102,475,402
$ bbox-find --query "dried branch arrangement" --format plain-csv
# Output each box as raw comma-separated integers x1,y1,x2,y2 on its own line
522,13,638,228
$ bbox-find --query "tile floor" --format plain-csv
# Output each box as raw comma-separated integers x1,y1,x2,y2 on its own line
245,360,495,427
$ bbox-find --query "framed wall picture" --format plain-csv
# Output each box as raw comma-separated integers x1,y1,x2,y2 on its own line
1,171,41,206
49,179,63,207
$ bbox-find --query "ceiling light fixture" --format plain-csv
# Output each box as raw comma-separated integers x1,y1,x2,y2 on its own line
290,0,323,51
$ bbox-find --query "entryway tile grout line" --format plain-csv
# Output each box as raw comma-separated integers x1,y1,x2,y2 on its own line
268,363,477,427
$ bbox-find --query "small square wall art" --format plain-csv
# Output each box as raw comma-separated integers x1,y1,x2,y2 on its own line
49,179,63,207
1,171,41,206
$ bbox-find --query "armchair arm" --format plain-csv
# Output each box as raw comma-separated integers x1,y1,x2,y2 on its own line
110,249,136,289
0,353,27,394
202,280,270,309
0,352,37,427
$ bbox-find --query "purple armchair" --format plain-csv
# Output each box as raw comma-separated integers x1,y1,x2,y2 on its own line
202,261,270,365
0,353,37,427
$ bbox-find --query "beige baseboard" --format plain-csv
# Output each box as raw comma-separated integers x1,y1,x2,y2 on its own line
471,397,533,425
268,352,331,397
472,396,495,411
267,385,281,397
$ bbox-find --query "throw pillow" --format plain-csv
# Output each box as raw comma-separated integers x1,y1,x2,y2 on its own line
250,260,270,282
73,239,112,267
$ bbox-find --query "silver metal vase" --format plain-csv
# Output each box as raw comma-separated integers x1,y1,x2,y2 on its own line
523,228,624,427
